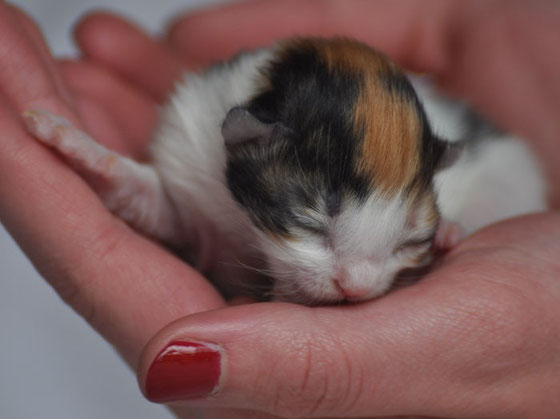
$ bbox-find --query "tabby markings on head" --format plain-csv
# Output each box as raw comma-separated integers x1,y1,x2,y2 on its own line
225,38,444,238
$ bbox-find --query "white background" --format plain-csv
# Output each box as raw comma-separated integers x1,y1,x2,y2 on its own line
1,1,224,418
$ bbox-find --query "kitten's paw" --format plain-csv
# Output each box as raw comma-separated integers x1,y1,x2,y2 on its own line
23,110,70,145
435,219,463,251
23,109,117,176
23,109,183,244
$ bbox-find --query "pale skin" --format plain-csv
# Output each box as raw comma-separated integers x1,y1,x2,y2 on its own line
1,0,560,418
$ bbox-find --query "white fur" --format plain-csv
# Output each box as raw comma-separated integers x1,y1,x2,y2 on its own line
409,76,548,234
149,50,275,293
434,137,547,234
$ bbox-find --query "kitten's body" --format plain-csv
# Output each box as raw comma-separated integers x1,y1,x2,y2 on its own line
24,39,548,304
151,50,275,296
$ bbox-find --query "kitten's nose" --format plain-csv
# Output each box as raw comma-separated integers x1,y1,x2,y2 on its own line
333,278,370,299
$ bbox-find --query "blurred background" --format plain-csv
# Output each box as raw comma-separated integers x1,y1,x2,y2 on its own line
1,1,224,418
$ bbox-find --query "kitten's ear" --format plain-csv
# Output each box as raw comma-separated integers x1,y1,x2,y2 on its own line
435,140,463,171
222,106,277,146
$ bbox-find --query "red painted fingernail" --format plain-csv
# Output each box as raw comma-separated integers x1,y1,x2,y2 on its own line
145,340,222,403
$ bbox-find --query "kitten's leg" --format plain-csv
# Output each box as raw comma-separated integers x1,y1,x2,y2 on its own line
23,109,184,245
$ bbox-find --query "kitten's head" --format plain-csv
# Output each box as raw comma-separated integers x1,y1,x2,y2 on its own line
224,39,457,304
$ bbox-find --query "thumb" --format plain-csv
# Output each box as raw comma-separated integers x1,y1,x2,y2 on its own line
138,302,380,417
136,270,516,419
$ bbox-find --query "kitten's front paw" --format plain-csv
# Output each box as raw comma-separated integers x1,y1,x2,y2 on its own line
435,219,463,251
23,110,72,147
23,109,119,175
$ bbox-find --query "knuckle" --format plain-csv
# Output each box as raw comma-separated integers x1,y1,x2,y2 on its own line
262,331,359,417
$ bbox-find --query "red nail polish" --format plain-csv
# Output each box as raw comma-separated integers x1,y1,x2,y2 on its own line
145,340,222,403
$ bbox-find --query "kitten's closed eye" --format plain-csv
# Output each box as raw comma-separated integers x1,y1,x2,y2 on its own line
394,236,434,254
295,222,327,236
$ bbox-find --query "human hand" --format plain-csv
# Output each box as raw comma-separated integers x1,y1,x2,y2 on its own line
0,1,224,376
21,0,560,417
0,6,279,419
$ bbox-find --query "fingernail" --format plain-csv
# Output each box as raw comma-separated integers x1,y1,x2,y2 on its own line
145,340,222,403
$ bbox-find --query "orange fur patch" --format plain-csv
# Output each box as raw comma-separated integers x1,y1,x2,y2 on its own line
315,39,423,195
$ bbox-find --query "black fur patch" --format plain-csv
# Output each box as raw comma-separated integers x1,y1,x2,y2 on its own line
225,40,443,236
226,42,373,235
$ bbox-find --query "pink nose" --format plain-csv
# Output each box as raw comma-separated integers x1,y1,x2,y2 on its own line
333,279,370,299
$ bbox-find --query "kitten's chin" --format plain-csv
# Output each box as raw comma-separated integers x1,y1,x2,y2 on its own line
271,281,389,306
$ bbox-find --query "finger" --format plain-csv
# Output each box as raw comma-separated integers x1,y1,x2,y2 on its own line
59,59,158,152
7,3,75,107
74,12,184,102
139,300,458,417
228,296,258,306
71,91,135,156
436,1,560,206
167,0,454,73
0,5,224,364
0,4,79,122
171,406,283,419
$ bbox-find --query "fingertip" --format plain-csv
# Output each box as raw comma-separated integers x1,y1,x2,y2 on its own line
74,11,184,101
73,11,135,54
166,7,240,67
136,303,322,409
137,313,230,404
73,11,146,72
